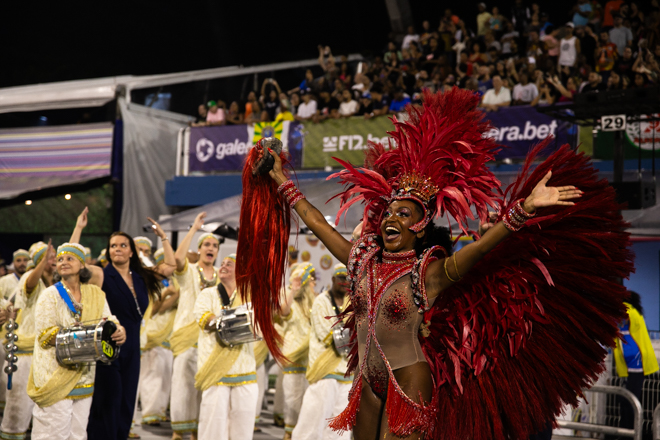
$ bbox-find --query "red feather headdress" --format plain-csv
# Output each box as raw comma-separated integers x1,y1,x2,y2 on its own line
329,88,502,237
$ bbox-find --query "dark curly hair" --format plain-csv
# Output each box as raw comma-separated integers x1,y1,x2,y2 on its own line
627,290,644,316
414,222,453,257
53,267,93,284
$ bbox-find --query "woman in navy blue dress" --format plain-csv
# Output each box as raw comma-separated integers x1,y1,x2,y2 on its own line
85,228,171,440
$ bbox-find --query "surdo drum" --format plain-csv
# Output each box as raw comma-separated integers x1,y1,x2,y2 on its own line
55,319,120,367
216,303,261,347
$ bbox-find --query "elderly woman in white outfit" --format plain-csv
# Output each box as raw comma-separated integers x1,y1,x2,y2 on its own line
27,243,126,440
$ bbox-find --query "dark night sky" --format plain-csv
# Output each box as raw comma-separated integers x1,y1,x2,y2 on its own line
1,1,523,89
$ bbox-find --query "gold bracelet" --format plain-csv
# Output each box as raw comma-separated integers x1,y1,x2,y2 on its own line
444,257,459,283
453,254,462,280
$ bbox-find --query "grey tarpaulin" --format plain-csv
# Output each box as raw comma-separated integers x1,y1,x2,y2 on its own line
119,98,193,235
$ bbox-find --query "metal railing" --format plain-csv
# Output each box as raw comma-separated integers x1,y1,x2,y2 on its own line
556,385,642,440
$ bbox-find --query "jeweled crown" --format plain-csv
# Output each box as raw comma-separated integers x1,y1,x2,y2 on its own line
395,172,439,205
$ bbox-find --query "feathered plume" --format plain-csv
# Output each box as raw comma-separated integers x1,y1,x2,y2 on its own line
329,88,502,237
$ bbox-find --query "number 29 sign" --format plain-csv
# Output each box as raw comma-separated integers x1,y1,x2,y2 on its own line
601,115,627,132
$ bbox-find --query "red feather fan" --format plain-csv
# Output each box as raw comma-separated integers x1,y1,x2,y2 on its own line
236,147,291,363
419,141,634,440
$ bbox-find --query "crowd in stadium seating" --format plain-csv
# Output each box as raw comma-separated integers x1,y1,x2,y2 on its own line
191,0,660,125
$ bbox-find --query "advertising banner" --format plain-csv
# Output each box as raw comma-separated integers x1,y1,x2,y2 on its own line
483,106,577,158
188,121,303,172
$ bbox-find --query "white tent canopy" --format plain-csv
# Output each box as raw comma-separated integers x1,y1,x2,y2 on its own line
0,55,363,115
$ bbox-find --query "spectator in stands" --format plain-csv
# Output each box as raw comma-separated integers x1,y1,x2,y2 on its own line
318,45,336,75
512,71,540,105
511,0,530,33
542,27,560,67
469,42,488,64
628,1,644,32
538,12,553,37
275,99,294,122
527,30,544,64
595,31,618,82
191,104,207,127
295,89,317,121
476,3,492,37
288,69,315,96
606,70,623,90
419,20,432,49
579,71,605,92
314,89,339,123
575,25,597,69
547,75,578,102
338,89,358,118
602,0,624,29
383,41,403,64
260,79,282,122
559,23,580,76
401,26,420,50
477,65,493,95
485,30,502,53
479,75,511,111
389,88,411,114
632,72,648,88
500,21,519,58
206,100,226,126
357,93,374,118
226,101,244,125
572,0,592,28
289,93,300,116
613,291,659,432
244,91,258,122
423,38,445,73
609,15,633,56
245,101,262,124
615,46,635,76
366,84,391,119
489,7,504,35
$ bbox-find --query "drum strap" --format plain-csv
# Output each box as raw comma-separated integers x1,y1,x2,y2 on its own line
55,282,80,318
217,283,231,307
328,292,341,317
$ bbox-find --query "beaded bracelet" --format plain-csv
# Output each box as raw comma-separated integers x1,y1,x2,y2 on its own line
503,199,536,232
277,180,306,207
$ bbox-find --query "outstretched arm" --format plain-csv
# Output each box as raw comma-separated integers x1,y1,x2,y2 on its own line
147,217,176,278
426,171,582,298
26,240,54,294
268,150,352,265
174,212,206,272
69,207,104,287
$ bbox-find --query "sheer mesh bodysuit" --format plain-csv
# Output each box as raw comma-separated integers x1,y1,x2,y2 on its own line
353,251,431,400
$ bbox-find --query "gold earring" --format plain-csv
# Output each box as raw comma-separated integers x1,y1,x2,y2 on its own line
417,230,425,239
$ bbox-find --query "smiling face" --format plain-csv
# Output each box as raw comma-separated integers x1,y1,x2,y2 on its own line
218,258,235,283
109,235,133,266
380,200,425,253
57,254,83,279
198,238,219,265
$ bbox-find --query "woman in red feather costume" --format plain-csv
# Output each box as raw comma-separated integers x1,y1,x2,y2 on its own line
237,88,633,440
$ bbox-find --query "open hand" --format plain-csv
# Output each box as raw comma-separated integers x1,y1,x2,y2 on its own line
76,207,89,229
524,171,583,212
147,217,166,239
192,212,207,231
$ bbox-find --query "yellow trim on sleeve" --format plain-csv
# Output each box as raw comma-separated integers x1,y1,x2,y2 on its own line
198,312,212,330
174,259,189,276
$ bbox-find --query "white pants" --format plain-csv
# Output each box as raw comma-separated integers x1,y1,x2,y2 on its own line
255,363,267,422
31,397,92,440
292,379,352,440
170,347,201,434
0,356,34,439
273,368,284,419
198,383,258,440
139,346,173,423
283,373,308,432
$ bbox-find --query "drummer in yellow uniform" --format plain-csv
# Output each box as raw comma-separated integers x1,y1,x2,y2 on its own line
27,243,126,440
194,254,258,440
